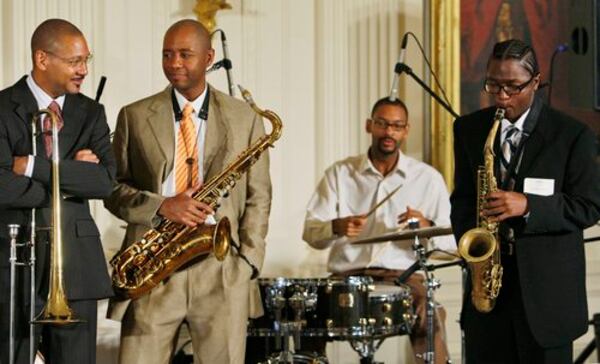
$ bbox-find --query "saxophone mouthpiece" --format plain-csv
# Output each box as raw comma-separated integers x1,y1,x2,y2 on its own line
495,108,506,120
237,84,254,104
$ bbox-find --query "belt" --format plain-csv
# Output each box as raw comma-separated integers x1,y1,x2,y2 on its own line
500,241,515,256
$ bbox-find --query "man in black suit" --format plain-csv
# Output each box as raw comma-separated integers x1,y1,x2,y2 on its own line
451,39,600,363
0,19,115,363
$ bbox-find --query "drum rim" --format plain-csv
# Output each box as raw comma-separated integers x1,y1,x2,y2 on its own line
257,275,374,286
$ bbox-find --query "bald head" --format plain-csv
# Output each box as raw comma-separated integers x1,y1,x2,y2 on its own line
31,19,83,56
164,19,212,50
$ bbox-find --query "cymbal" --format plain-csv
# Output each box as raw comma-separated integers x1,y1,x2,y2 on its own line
351,225,453,245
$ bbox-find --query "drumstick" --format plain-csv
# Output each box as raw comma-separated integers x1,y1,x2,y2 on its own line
365,184,402,217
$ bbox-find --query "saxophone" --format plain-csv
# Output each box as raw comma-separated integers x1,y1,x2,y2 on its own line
111,86,282,299
458,108,505,313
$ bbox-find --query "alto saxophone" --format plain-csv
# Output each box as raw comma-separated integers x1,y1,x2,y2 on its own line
458,108,505,313
111,86,282,299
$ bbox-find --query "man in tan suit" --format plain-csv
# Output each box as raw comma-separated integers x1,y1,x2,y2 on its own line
104,20,271,364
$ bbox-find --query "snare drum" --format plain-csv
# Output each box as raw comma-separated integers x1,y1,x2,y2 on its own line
367,284,415,337
315,276,373,338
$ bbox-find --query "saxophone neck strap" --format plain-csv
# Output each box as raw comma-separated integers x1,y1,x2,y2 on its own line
171,87,211,122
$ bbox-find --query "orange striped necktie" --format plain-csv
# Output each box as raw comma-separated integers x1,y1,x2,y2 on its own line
175,103,200,193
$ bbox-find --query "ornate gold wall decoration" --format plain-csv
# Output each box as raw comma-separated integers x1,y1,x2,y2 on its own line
194,0,232,33
429,0,460,188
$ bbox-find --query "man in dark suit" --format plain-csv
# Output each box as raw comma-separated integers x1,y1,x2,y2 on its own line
0,19,115,364
451,39,600,363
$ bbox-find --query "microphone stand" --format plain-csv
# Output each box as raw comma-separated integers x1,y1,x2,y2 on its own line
210,29,235,96
393,62,459,119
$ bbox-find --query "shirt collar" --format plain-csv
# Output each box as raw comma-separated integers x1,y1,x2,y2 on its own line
501,107,530,135
360,149,408,178
174,86,207,120
26,73,66,110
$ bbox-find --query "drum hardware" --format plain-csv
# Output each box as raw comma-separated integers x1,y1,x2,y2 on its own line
393,219,460,364
349,337,384,364
248,277,416,363
257,279,321,363
573,313,600,363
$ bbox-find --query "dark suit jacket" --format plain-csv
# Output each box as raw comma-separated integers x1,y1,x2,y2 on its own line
0,76,116,302
451,97,600,347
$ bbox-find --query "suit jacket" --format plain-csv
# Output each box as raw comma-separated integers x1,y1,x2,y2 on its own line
0,76,116,301
104,84,272,320
450,97,600,347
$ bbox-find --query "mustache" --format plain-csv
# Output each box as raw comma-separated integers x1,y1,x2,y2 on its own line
378,137,397,144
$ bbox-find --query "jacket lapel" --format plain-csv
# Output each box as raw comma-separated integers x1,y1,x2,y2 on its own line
515,99,546,183
11,77,38,127
203,86,229,180
11,77,45,153
146,89,175,180
60,94,87,158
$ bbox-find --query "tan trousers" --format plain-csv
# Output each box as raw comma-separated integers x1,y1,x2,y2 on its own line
119,258,249,364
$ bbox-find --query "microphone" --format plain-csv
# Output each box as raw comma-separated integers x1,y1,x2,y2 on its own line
219,30,235,96
95,76,107,102
389,33,409,101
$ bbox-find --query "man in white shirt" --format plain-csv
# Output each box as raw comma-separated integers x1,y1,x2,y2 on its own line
303,97,454,364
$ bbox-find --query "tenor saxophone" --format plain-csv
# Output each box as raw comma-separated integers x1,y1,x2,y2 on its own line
458,108,505,313
111,86,282,299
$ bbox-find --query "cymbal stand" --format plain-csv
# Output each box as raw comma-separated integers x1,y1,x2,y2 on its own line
401,219,440,364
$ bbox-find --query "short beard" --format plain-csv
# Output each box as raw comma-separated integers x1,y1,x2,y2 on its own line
376,138,399,156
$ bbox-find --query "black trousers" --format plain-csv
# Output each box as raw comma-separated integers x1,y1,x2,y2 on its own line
0,297,98,364
462,254,572,364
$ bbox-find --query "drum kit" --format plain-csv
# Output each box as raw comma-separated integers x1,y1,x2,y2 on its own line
247,224,461,364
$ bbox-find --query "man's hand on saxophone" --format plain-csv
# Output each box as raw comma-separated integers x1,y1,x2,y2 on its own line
482,190,529,222
158,182,215,227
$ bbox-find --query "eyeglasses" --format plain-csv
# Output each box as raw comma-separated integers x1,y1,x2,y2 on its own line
484,75,536,96
44,50,93,68
370,118,408,132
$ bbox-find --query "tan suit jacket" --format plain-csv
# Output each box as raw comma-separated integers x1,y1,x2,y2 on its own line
105,85,271,321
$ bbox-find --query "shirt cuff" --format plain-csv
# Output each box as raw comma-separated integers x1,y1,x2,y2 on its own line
24,155,34,177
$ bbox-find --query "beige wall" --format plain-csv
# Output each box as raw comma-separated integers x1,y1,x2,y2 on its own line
1,1,599,363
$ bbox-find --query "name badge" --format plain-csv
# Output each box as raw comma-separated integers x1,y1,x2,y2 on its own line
523,178,554,196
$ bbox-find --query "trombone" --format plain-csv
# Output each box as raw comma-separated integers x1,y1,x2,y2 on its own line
32,109,80,325
8,109,80,364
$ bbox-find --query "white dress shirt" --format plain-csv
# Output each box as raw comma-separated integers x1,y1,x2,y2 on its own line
24,73,66,176
302,151,455,273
